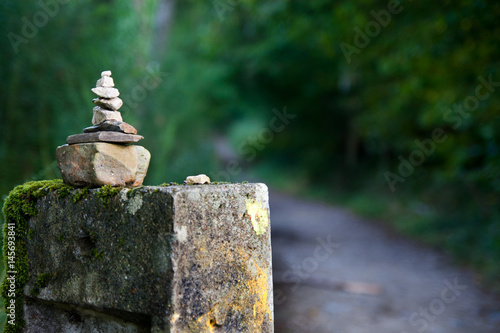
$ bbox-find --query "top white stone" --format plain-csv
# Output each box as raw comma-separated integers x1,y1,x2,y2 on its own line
96,76,114,88
101,70,112,77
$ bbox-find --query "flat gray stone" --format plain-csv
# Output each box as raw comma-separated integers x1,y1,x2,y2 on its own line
66,132,143,144
56,142,150,187
92,97,123,111
91,87,120,98
83,120,137,134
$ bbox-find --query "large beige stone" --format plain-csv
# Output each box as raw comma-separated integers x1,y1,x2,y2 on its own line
56,143,150,187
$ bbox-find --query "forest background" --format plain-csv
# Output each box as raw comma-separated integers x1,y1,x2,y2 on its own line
1,0,499,317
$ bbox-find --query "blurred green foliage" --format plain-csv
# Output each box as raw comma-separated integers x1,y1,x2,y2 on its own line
0,0,499,288
178,0,500,286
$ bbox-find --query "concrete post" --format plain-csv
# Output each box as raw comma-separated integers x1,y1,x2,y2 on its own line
4,182,273,332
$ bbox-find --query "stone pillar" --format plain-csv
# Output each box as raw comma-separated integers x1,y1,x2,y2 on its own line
12,183,273,332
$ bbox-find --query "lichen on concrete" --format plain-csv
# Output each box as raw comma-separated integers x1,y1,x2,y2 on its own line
245,199,270,236
127,194,143,215
169,183,273,332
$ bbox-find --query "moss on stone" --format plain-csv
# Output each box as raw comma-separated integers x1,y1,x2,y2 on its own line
56,186,72,199
88,230,97,243
159,182,180,187
72,187,90,203
1,179,69,333
126,186,144,198
30,273,50,297
90,249,104,261
97,185,121,208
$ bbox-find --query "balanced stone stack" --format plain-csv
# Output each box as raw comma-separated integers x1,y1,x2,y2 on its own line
56,71,151,187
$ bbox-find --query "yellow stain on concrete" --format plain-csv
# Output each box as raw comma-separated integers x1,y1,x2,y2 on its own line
189,246,273,331
186,202,272,331
170,312,180,325
245,257,273,323
245,199,269,235
194,314,215,333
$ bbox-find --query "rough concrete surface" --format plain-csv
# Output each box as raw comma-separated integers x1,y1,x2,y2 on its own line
270,191,500,333
24,184,273,332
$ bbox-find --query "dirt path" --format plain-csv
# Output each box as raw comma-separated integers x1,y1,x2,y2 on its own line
270,191,500,333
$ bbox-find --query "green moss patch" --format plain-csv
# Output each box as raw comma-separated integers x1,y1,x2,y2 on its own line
126,186,143,199
1,180,69,333
30,273,51,297
72,187,90,203
90,249,104,261
159,182,180,186
97,185,121,208
57,186,71,199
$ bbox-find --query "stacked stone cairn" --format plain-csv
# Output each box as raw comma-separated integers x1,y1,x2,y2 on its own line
56,70,151,187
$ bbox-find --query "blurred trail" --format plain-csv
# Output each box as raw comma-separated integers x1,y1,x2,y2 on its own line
270,191,500,333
